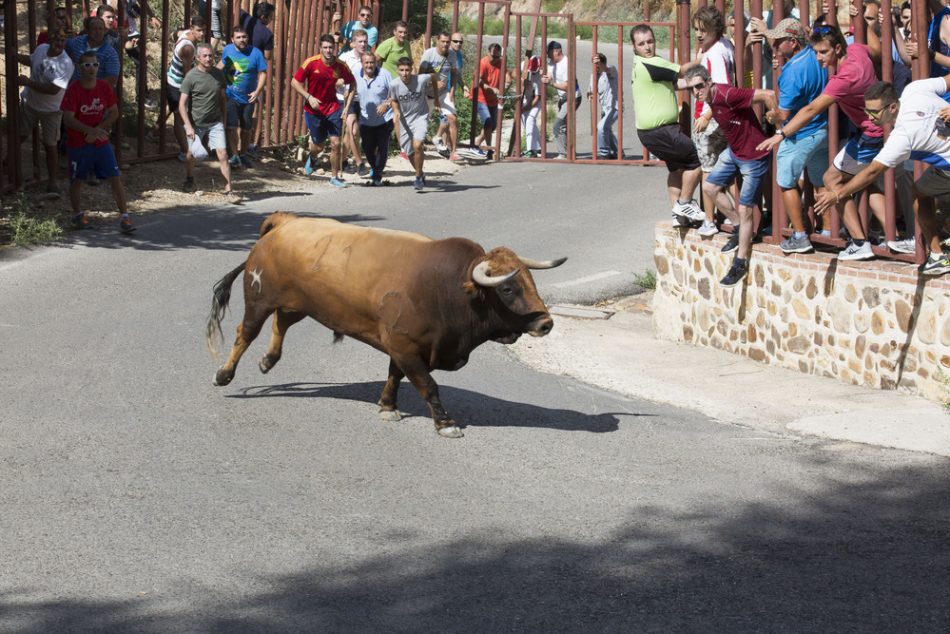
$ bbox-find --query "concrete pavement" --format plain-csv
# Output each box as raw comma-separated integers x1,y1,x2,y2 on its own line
512,292,950,457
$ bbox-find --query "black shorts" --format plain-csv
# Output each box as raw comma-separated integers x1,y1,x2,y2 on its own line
165,83,181,110
226,100,256,130
638,123,701,172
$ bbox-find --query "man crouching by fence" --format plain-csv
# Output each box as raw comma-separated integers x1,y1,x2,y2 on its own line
815,80,950,277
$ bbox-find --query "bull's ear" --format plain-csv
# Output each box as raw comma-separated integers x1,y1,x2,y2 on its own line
462,280,480,295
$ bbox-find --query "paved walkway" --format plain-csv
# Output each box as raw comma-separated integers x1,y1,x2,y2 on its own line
512,293,950,457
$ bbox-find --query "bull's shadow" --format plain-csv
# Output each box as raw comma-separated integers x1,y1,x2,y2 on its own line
228,381,638,433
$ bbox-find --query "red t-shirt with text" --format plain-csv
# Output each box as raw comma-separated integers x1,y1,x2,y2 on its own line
708,83,769,161
293,55,355,116
60,79,116,148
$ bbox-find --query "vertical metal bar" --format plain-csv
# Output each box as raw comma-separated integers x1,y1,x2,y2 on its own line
616,24,624,162
470,2,485,148
881,0,897,246
426,0,434,47
136,0,149,157
28,1,41,180
540,15,547,159
5,0,21,189
591,26,599,161
854,0,866,43
113,0,127,164
204,0,213,45
159,0,170,153
514,14,523,158
912,0,929,264
452,0,460,32
733,0,745,89
494,3,511,160
770,0,785,243
402,0,409,23
567,16,576,160
644,0,651,22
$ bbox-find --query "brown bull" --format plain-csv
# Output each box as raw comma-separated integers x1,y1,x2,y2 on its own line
206,212,566,438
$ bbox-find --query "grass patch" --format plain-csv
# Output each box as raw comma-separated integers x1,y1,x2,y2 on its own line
10,210,64,247
633,269,657,291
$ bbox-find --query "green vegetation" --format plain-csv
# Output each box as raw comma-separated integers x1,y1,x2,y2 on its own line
633,269,657,291
9,195,63,247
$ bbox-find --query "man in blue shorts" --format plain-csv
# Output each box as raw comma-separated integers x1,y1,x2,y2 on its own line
60,51,133,233
291,34,356,188
685,65,777,287
762,18,829,254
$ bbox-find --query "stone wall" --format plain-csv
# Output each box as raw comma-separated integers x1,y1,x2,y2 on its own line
652,223,950,404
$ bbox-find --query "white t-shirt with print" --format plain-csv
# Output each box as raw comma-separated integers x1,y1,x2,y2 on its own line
875,77,950,170
695,37,736,118
22,44,74,112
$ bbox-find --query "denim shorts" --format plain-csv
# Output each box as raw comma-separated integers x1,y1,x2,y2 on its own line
305,109,343,144
776,128,829,189
476,101,496,129
706,147,770,207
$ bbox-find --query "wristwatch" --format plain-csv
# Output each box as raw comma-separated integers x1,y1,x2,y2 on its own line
777,128,785,138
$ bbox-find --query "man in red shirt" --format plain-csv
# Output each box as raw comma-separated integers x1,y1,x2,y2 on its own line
60,51,133,233
472,43,508,159
291,33,356,187
685,65,776,287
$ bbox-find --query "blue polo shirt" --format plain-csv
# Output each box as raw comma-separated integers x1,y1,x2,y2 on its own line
778,45,828,140
356,67,394,126
65,35,120,82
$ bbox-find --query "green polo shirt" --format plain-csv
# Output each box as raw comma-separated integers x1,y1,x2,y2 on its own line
631,55,681,130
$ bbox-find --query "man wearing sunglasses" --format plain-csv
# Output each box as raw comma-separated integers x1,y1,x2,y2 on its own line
813,79,950,276
60,51,133,233
684,65,777,288
335,5,378,52
758,24,884,262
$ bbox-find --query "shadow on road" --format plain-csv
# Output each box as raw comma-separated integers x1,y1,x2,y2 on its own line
3,461,948,631
229,380,633,433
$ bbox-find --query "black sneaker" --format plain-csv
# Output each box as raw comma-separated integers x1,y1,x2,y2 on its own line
722,232,740,254
720,260,748,287
182,177,196,193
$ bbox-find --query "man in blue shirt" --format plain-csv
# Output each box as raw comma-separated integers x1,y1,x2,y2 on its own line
763,18,829,254
354,53,394,185
335,5,379,52
65,17,120,87
218,26,267,168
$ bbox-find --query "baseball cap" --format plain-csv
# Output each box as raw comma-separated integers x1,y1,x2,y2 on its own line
546,40,561,52
764,17,809,42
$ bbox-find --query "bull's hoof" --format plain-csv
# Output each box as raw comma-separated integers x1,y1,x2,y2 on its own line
378,408,402,422
259,355,278,374
213,368,234,386
437,425,464,438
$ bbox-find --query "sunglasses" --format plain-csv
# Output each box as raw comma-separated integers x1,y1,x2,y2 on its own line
812,24,836,35
359,12,371,17
689,81,707,91
451,39,463,43
80,61,100,68
863,105,889,119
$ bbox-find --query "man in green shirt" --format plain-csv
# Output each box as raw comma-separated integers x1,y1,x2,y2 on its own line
179,43,238,201
631,24,704,228
375,20,413,76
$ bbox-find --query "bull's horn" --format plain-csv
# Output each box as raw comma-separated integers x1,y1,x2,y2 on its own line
472,261,519,287
518,256,568,270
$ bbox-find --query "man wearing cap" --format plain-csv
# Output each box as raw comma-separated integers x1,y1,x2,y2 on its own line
630,24,705,228
542,40,581,159
762,18,829,255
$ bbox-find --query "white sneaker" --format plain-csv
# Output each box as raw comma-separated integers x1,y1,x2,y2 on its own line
672,199,705,223
838,240,874,261
698,220,719,237
433,136,447,151
671,213,686,228
887,238,917,254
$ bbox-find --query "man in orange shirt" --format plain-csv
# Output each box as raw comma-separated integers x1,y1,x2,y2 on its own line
291,34,356,187
472,43,508,160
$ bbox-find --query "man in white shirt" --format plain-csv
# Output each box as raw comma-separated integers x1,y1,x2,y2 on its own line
815,79,950,276
339,29,370,176
12,29,73,195
542,40,580,159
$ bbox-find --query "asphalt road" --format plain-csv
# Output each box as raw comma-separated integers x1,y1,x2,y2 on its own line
1,161,948,631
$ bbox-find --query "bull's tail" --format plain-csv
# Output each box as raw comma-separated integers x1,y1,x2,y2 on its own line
259,211,296,238
206,260,248,356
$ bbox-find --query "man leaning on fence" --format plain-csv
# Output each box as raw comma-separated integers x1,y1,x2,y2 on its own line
11,28,73,197
543,40,581,160
630,24,704,228
588,52,619,160
814,79,950,277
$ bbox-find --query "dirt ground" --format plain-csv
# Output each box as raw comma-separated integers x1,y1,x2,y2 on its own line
0,145,467,243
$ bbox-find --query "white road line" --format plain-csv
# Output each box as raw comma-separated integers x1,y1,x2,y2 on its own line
551,270,623,289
